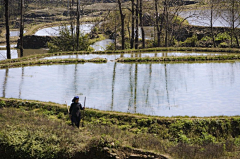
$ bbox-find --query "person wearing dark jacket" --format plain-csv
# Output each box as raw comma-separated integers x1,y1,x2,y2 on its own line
69,96,85,128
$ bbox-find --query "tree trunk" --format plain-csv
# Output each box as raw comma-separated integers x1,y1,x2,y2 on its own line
135,0,139,49
76,0,80,50
131,0,135,49
210,2,216,47
155,0,160,47
164,0,168,47
139,0,145,48
20,0,24,57
4,0,11,59
118,0,125,50
231,0,235,47
70,0,75,51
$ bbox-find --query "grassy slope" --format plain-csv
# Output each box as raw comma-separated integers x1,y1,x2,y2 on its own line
0,98,240,159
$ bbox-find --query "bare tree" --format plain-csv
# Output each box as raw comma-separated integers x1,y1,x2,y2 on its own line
210,0,216,47
130,0,135,49
221,0,240,47
155,0,161,47
4,0,10,59
164,0,169,47
70,0,75,51
135,0,139,49
117,0,125,50
139,0,145,48
76,0,80,50
19,0,24,57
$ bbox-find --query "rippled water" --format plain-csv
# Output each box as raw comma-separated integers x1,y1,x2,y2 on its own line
1,61,240,117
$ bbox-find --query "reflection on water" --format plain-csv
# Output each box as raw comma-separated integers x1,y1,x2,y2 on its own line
9,30,26,37
0,50,18,60
180,10,240,27
0,49,48,61
0,44,17,48
0,61,240,117
34,24,94,36
42,52,229,61
90,39,114,51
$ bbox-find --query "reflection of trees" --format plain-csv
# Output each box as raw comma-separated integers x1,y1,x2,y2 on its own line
74,64,78,95
145,64,152,108
3,68,9,98
18,67,24,98
127,63,138,113
111,62,117,111
164,64,170,110
134,63,138,113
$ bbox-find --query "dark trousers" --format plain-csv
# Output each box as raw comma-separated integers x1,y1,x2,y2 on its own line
71,116,81,128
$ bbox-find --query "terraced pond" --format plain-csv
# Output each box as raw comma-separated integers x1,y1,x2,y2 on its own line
1,53,240,117
42,52,232,61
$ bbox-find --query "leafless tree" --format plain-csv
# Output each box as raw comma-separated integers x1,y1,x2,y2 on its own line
139,0,145,48
19,0,24,57
221,0,240,47
117,0,125,50
4,0,10,59
130,0,135,49
135,0,139,49
76,0,80,50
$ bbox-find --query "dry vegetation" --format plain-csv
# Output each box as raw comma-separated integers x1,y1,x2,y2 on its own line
0,98,240,159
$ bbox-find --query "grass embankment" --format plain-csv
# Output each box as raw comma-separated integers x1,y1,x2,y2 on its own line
1,98,240,159
116,55,240,62
0,58,107,69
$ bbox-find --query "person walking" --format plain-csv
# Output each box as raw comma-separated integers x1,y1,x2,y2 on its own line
69,96,85,128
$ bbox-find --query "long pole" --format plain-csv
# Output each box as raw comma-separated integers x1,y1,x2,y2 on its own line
82,96,86,127
4,0,11,59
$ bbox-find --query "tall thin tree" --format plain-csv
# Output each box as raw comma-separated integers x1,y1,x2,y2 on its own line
76,0,80,50
155,0,160,47
139,0,145,48
20,0,24,57
70,0,75,51
135,0,139,49
4,0,11,59
130,0,135,49
117,0,125,50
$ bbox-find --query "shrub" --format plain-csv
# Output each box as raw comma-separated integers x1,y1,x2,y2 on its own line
215,32,231,42
48,26,91,52
180,34,198,47
0,100,6,108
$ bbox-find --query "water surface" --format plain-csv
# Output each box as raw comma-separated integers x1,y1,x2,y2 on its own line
180,10,240,27
1,61,240,117
0,49,48,61
42,52,230,61
34,24,94,36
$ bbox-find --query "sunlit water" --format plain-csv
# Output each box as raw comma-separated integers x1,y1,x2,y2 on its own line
34,24,94,36
42,52,230,61
90,39,114,51
180,10,240,27
9,30,26,37
1,61,240,117
0,49,48,61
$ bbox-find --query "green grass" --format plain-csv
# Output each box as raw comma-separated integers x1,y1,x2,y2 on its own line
1,98,240,158
0,58,107,69
1,47,240,65
116,55,240,62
